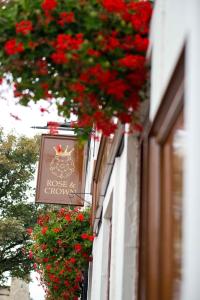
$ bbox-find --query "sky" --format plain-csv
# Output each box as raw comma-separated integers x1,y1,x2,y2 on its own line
0,81,66,300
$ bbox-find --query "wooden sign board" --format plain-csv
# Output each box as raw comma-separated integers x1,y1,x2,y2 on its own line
36,135,85,206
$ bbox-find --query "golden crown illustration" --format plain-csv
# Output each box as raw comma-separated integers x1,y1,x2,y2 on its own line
53,145,74,157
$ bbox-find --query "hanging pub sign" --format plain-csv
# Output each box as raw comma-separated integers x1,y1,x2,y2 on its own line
36,134,85,206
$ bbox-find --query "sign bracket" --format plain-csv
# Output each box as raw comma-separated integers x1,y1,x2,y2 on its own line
69,192,92,206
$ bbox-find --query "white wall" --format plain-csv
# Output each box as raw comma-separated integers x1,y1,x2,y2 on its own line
182,0,200,299
150,0,186,120
88,135,140,300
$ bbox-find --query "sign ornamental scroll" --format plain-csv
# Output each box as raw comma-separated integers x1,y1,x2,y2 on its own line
36,135,85,206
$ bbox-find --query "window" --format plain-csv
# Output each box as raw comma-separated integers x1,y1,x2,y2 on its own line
138,50,184,300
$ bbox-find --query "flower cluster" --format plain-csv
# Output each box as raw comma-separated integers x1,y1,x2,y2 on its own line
0,0,152,139
28,207,94,300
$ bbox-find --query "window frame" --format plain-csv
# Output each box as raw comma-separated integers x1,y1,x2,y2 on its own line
138,49,184,300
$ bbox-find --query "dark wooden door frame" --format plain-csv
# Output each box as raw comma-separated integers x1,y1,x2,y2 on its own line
138,49,185,300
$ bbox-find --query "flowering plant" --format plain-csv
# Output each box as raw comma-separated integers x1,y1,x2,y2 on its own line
28,207,94,300
0,0,152,138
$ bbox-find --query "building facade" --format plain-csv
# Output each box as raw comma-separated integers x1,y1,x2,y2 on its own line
85,0,200,299
0,278,30,300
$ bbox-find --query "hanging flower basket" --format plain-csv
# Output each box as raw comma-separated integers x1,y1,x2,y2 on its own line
28,207,94,300
0,0,152,138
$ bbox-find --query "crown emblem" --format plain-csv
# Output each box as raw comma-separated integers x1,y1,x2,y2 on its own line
53,144,74,156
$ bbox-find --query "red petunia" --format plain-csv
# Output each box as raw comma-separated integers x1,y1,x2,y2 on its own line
70,82,86,93
76,214,84,221
88,235,95,241
16,20,33,35
69,257,76,264
55,33,84,51
57,12,75,26
46,264,52,271
64,280,70,287
28,251,33,259
118,55,145,69
102,0,126,13
87,49,101,57
133,34,149,53
53,228,60,233
41,226,48,235
51,51,68,64
125,92,140,110
81,233,88,239
128,1,153,34
74,243,82,252
41,0,57,12
4,39,24,55
106,79,129,100
118,112,132,124
65,214,71,222
126,71,146,88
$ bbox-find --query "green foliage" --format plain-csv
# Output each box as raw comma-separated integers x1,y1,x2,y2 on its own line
0,129,40,283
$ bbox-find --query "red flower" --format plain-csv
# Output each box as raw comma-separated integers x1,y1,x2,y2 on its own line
41,244,47,251
76,214,84,221
126,71,146,88
0,78,3,85
41,226,48,235
16,20,33,35
58,12,75,26
65,214,71,222
102,0,126,12
28,251,33,259
33,263,37,270
125,92,140,110
53,228,60,233
69,257,76,264
81,233,88,239
106,79,129,100
105,32,120,51
128,1,152,34
51,51,68,64
46,264,52,271
87,49,101,57
55,33,84,51
118,55,145,69
41,0,57,12
74,244,82,252
41,83,49,90
133,34,149,53
43,257,49,263
57,239,63,246
53,285,59,290
64,280,70,287
70,82,86,93
4,39,24,55
88,235,95,242
118,112,132,124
